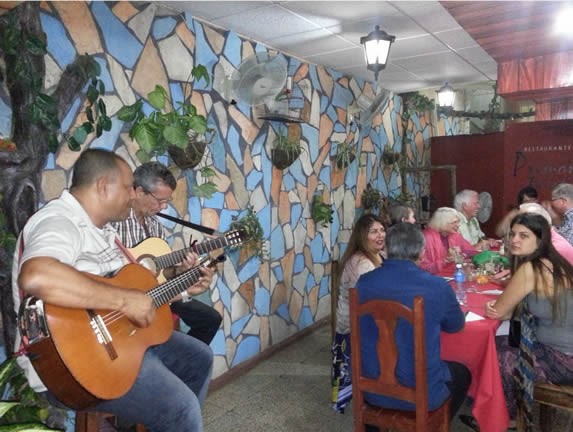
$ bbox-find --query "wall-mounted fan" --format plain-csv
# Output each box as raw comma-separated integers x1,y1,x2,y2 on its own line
230,52,288,106
356,88,391,128
477,191,493,223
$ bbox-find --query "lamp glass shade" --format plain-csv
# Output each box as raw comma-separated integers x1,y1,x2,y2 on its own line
437,83,456,107
360,26,395,78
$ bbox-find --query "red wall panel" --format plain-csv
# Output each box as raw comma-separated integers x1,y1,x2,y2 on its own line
431,133,504,237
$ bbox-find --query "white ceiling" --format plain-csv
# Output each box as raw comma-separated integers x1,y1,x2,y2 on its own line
158,1,497,94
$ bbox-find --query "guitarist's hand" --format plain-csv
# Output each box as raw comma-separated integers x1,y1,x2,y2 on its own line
186,265,215,296
121,290,156,328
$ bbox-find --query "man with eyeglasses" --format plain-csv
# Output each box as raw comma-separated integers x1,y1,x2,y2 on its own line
112,162,222,345
549,183,573,246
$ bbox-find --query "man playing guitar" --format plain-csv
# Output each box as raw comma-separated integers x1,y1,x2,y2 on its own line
112,162,222,345
13,149,213,431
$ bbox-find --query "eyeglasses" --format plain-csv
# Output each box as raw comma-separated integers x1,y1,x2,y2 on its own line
146,190,173,205
551,196,563,202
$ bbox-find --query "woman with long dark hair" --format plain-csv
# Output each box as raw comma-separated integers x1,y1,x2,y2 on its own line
485,213,573,429
331,213,386,413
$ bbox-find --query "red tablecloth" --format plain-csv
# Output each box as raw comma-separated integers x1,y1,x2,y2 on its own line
440,279,510,432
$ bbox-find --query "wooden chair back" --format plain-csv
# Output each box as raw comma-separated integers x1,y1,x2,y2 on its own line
533,383,573,432
349,289,450,432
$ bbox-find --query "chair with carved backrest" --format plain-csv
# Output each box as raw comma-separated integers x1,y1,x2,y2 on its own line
349,289,450,432
533,383,573,432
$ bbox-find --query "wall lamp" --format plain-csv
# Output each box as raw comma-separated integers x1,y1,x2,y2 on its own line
436,82,536,121
360,25,396,81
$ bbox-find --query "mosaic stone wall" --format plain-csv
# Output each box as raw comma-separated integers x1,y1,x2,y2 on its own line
0,1,459,378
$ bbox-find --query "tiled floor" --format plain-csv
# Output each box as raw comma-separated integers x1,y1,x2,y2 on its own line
202,323,497,432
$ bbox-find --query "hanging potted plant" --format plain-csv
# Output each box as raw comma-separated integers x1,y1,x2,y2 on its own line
271,127,303,170
382,146,402,166
117,65,211,167
361,184,385,213
311,194,334,227
333,139,356,169
230,205,266,260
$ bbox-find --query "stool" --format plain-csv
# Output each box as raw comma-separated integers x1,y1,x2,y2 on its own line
534,383,573,432
75,411,146,432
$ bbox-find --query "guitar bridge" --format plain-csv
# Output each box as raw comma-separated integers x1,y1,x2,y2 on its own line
88,310,118,360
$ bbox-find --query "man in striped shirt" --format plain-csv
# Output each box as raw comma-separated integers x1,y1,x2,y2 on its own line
112,162,222,344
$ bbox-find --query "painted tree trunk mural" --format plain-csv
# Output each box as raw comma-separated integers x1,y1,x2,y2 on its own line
0,2,103,354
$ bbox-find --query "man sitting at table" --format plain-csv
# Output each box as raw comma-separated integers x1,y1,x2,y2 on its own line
355,223,471,419
454,189,495,249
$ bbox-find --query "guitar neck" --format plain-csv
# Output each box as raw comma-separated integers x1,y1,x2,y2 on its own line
153,237,228,270
148,265,204,307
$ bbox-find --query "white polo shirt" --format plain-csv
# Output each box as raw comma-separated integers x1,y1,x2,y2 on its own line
12,190,127,392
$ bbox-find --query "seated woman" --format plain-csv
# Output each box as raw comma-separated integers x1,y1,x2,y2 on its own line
331,214,386,413
419,207,477,274
387,204,416,225
485,213,573,428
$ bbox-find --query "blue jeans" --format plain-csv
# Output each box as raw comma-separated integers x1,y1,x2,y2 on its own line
94,331,213,432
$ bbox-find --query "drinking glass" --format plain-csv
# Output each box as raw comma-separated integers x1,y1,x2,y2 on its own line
463,263,477,293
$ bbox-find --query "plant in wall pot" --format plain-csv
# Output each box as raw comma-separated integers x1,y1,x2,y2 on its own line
230,205,267,260
311,194,334,227
333,139,356,169
117,66,217,197
270,127,303,170
382,146,402,166
361,184,385,213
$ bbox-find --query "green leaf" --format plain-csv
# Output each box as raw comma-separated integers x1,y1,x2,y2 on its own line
135,149,151,164
97,99,107,117
199,166,216,178
192,182,217,198
148,85,168,111
192,65,210,86
188,115,207,134
133,123,159,154
67,136,81,151
72,127,87,145
81,122,94,135
116,104,140,122
0,401,19,418
98,80,105,94
99,116,112,132
85,106,94,123
163,124,188,148
0,422,58,431
86,85,98,104
47,134,59,153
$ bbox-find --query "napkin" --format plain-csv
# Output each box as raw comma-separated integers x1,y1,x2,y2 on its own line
480,289,503,296
465,311,485,322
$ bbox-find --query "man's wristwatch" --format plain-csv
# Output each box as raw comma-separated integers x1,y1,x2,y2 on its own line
180,290,192,303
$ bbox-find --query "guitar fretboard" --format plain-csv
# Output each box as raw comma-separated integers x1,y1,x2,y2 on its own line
148,256,223,306
153,237,229,270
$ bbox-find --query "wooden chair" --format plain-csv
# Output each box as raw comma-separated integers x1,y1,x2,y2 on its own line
349,289,450,432
75,411,146,432
533,383,573,432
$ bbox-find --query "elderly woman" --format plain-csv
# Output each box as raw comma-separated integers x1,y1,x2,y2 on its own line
419,207,477,274
387,204,416,226
485,213,573,429
331,214,386,413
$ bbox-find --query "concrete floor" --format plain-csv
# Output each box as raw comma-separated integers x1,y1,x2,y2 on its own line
202,323,489,432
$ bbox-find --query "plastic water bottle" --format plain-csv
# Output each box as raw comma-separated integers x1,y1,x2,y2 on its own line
453,263,467,305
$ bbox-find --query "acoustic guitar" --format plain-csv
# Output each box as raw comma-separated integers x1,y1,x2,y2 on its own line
18,254,225,410
128,229,244,282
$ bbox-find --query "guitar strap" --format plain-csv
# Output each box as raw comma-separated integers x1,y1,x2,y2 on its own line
157,212,216,235
114,237,138,264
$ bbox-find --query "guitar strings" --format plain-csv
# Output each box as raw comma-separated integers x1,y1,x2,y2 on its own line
99,267,205,326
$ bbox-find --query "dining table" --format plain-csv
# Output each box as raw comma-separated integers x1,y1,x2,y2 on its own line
439,265,510,432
